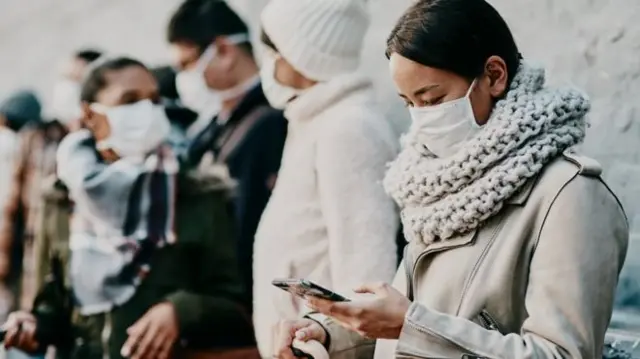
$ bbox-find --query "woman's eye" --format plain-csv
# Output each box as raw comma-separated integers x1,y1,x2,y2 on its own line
423,96,445,106
403,101,414,108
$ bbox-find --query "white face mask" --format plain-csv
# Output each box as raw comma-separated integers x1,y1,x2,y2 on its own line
176,33,252,114
92,100,171,159
51,79,82,124
260,51,302,110
409,79,481,158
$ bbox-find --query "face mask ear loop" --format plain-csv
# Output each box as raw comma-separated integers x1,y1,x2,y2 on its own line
466,79,482,129
196,46,217,72
465,79,478,99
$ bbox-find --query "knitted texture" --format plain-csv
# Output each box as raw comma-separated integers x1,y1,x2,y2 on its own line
260,0,369,81
384,62,590,243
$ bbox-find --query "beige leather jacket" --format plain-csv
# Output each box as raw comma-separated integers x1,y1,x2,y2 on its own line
312,153,629,359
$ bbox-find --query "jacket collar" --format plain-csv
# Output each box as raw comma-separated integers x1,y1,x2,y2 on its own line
284,73,374,123
221,81,270,126
506,175,538,205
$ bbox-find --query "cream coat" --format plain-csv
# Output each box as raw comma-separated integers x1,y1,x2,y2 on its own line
311,153,629,359
253,74,400,357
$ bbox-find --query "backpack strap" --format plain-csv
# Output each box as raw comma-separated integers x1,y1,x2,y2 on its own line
217,106,272,164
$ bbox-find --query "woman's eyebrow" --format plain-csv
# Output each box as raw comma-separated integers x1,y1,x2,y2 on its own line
413,84,439,97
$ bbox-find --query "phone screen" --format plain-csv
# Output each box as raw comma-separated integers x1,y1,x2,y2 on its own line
272,279,349,302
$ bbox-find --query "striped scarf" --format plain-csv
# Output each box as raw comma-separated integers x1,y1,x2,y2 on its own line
65,136,179,315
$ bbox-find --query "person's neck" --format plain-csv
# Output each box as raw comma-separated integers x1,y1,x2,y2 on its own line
220,60,259,113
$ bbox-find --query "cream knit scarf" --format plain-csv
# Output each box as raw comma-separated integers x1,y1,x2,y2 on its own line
384,62,590,244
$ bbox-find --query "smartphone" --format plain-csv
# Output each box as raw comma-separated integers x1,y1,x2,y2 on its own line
272,279,349,302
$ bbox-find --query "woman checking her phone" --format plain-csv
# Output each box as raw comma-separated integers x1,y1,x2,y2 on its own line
273,0,628,358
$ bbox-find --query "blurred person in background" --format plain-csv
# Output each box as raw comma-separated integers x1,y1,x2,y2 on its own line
0,50,103,316
50,49,103,130
3,57,255,359
150,65,198,155
273,0,628,358
253,0,399,356
0,90,45,314
167,0,287,312
31,49,105,293
0,91,41,321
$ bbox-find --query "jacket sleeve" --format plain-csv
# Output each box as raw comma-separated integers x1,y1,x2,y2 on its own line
315,114,399,297
165,188,253,347
306,264,409,359
397,174,629,359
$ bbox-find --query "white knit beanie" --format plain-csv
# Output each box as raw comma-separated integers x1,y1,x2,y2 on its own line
261,0,370,82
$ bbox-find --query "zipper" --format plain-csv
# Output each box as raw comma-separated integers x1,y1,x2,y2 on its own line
478,310,502,333
398,320,488,359
406,240,475,303
404,245,414,301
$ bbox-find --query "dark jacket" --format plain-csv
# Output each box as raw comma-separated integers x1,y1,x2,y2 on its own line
185,83,287,310
33,172,254,359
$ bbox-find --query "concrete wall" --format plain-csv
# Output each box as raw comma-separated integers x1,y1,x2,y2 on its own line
2,0,637,223
230,0,640,238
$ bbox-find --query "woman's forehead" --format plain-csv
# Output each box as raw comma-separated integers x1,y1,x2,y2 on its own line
389,54,455,93
97,67,158,105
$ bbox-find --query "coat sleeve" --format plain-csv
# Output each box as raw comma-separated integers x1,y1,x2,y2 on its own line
397,174,629,359
306,263,409,359
165,189,254,347
315,114,399,297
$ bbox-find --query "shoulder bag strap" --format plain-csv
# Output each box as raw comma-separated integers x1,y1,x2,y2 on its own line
217,106,272,164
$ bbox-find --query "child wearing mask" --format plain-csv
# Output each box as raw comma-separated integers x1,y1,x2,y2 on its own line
2,57,254,359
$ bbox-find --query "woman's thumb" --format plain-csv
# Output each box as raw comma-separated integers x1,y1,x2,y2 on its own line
294,321,324,341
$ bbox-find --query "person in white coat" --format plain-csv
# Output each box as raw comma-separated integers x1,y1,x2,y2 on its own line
252,0,400,356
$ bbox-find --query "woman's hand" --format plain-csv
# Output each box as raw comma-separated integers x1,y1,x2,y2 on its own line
120,302,178,359
307,282,411,340
273,318,327,359
3,311,40,353
81,103,120,162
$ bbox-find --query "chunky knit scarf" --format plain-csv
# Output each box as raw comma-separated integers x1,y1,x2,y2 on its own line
383,62,590,244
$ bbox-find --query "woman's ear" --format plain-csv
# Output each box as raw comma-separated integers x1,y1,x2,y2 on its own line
484,56,508,98
80,102,93,129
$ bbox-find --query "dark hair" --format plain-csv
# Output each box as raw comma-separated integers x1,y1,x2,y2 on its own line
260,29,278,53
80,57,148,103
167,0,252,56
386,0,521,84
150,66,179,100
74,49,103,64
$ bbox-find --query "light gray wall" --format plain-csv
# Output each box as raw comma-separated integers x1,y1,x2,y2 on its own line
230,0,640,234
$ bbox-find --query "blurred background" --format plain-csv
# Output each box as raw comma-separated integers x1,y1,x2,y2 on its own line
1,0,639,340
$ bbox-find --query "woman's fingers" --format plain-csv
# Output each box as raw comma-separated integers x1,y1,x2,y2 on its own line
3,321,20,348
131,325,159,359
354,282,389,294
308,297,355,319
15,321,39,353
294,323,325,342
155,335,174,359
121,319,149,358
3,312,38,351
275,319,323,358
